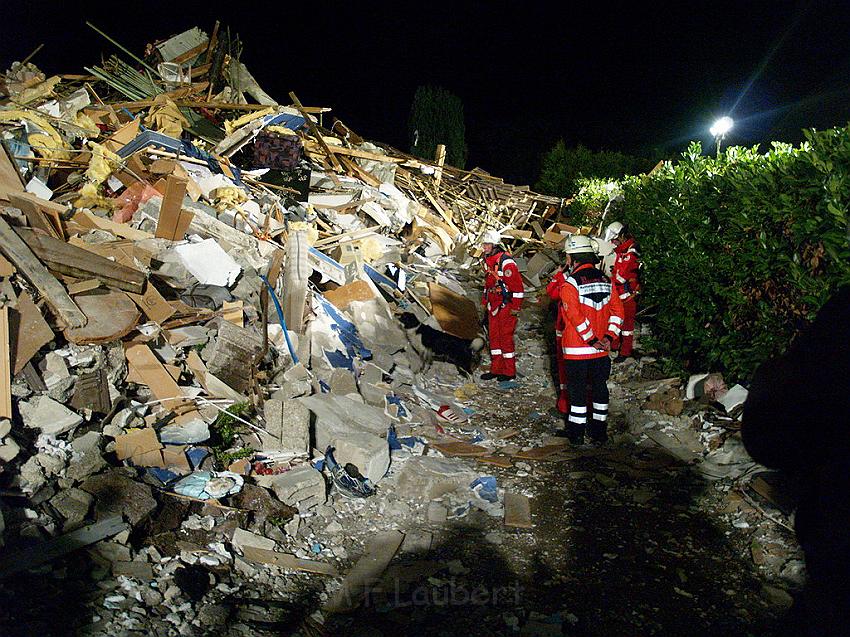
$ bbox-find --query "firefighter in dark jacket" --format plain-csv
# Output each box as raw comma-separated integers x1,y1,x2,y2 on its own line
605,221,641,361
480,230,524,381
557,235,624,444
743,286,850,635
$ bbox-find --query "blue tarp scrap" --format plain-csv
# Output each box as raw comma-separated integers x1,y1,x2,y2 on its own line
386,394,409,419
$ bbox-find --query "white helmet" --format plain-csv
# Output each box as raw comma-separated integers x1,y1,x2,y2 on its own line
481,229,501,245
564,234,598,255
604,221,625,242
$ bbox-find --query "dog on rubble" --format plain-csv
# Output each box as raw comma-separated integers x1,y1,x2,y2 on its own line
396,312,485,375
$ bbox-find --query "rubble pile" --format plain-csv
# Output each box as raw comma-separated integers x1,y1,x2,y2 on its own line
0,21,581,635
0,22,798,636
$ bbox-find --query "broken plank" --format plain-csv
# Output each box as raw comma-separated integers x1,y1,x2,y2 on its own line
512,444,565,461
477,455,513,468
504,492,533,529
324,530,404,613
155,175,193,241
0,515,127,579
16,228,146,293
73,209,153,241
67,279,101,295
431,441,490,457
0,307,11,419
8,192,65,240
240,546,338,576
0,215,86,328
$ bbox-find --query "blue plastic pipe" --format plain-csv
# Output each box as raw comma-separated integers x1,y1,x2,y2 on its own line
260,275,299,365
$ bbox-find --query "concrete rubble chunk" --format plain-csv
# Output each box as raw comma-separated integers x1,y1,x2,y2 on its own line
19,396,83,436
265,466,326,512
261,398,310,453
81,469,158,527
330,432,390,484
66,431,107,482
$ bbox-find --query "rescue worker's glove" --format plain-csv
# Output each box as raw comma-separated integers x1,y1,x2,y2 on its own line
623,281,632,295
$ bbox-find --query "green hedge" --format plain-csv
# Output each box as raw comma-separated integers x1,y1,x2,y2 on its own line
614,128,850,380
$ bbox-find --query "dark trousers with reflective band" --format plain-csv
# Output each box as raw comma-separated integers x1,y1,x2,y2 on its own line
565,356,611,440
620,296,637,356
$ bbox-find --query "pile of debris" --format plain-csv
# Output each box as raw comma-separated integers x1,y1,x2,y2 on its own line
0,21,584,634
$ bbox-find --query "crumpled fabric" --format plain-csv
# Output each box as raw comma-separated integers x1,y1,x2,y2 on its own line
172,470,243,500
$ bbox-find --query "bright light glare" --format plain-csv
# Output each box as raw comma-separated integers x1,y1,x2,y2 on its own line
710,116,734,137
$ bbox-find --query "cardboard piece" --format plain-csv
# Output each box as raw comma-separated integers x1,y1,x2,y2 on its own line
115,428,164,467
124,343,196,421
0,142,25,202
476,455,513,468
10,292,54,374
323,281,376,310
8,192,65,240
0,254,15,277
504,492,533,528
128,282,176,324
513,444,566,461
428,283,480,341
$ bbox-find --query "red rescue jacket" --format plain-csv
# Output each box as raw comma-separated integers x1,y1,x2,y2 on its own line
559,263,625,360
482,249,524,316
612,238,640,301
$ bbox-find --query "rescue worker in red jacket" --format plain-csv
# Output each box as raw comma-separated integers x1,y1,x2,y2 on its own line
480,230,524,381
546,267,570,413
558,235,625,444
605,221,640,361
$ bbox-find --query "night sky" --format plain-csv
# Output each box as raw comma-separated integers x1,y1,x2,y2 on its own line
4,1,850,185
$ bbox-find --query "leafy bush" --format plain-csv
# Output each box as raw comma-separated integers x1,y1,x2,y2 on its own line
408,85,467,169
614,129,850,380
565,177,619,225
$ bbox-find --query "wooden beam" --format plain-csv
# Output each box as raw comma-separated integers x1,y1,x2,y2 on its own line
0,307,11,419
434,143,446,189
0,216,86,328
16,229,146,294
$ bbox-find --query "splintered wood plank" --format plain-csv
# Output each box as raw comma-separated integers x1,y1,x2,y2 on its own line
431,441,491,457
0,307,11,419
241,546,338,576
0,216,86,328
504,492,533,529
324,531,404,613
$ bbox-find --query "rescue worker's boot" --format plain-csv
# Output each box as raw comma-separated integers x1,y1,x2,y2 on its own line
588,420,609,445
566,420,585,446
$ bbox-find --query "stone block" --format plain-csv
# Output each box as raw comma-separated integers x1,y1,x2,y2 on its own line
261,398,310,453
50,487,94,527
81,469,158,527
329,369,358,396
330,432,389,483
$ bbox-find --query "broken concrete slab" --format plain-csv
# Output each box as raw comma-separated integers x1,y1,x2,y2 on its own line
50,487,94,529
19,396,83,436
65,431,107,482
205,320,263,394
260,398,310,454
